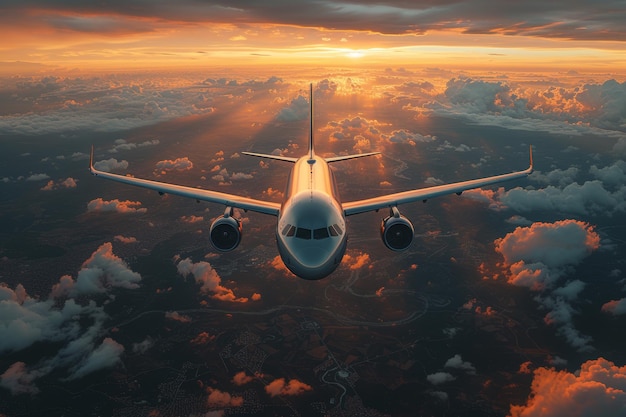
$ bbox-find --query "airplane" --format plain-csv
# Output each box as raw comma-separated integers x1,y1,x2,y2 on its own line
90,84,533,280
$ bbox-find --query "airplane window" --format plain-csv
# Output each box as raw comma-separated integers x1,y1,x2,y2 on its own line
314,227,330,240
286,225,296,237
295,227,312,239
328,225,338,237
333,224,343,235
282,224,292,235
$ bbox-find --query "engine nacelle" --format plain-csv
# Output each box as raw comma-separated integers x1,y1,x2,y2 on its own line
210,207,242,252
380,207,414,251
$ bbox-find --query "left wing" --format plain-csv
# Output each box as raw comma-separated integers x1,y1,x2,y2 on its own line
89,147,280,216
342,146,533,216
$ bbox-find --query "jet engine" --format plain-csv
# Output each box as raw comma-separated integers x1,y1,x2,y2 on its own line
380,207,414,251
210,207,242,252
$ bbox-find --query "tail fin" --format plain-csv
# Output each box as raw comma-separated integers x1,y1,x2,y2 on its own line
309,83,314,159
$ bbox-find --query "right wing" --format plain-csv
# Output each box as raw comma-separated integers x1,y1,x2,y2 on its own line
89,147,280,216
343,146,533,216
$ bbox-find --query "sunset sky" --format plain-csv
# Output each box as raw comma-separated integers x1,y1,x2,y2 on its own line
2,0,626,73
2,2,626,416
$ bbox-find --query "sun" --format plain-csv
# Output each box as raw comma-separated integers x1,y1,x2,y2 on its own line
346,50,365,59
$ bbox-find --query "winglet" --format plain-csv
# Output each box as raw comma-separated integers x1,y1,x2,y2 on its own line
528,145,534,174
89,145,95,174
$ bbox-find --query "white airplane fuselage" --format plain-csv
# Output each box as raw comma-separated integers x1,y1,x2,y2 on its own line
276,155,347,279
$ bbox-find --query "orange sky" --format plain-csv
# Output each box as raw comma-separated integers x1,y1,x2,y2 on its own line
1,1,625,74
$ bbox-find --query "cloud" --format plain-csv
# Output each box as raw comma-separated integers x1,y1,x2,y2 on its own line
94,158,129,172
114,235,138,244
165,311,191,323
232,371,254,386
494,220,600,351
508,358,626,417
426,372,456,385
155,157,193,172
495,220,600,289
212,168,254,184
207,387,243,407
87,198,147,214
342,251,371,270
602,298,626,315
408,78,626,145
132,337,154,354
0,362,40,395
265,378,312,397
275,94,309,122
444,354,476,375
6,1,625,42
25,173,50,181
1,242,142,393
180,215,204,223
51,242,142,298
66,337,124,380
40,177,78,191
0,284,86,353
0,75,216,135
176,258,250,303
109,139,160,153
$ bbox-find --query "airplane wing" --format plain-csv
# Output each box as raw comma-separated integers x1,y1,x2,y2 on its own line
89,147,280,216
342,147,533,216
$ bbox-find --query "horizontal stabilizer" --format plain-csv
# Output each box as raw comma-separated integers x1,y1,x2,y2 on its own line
325,152,381,163
242,152,298,163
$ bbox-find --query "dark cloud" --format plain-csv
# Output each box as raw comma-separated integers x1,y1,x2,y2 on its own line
3,1,625,41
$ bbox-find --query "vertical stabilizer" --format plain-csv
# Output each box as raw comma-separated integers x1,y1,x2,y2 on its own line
309,83,314,159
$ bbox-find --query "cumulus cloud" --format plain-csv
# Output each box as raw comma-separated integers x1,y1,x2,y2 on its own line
155,157,193,172
275,94,309,122
494,220,600,351
176,258,251,302
342,251,371,270
232,371,254,386
51,242,141,298
66,338,124,380
426,372,456,385
211,167,254,184
40,177,78,191
94,158,129,172
265,378,312,397
495,220,600,289
602,298,626,315
1,242,141,393
444,354,476,375
509,358,626,417
207,387,243,408
87,198,147,214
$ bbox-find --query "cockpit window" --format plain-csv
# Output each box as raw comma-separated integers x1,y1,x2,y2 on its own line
314,227,330,240
295,227,312,239
284,224,342,239
282,224,296,237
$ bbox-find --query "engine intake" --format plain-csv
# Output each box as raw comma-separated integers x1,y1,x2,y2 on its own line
210,207,242,252
381,207,414,251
